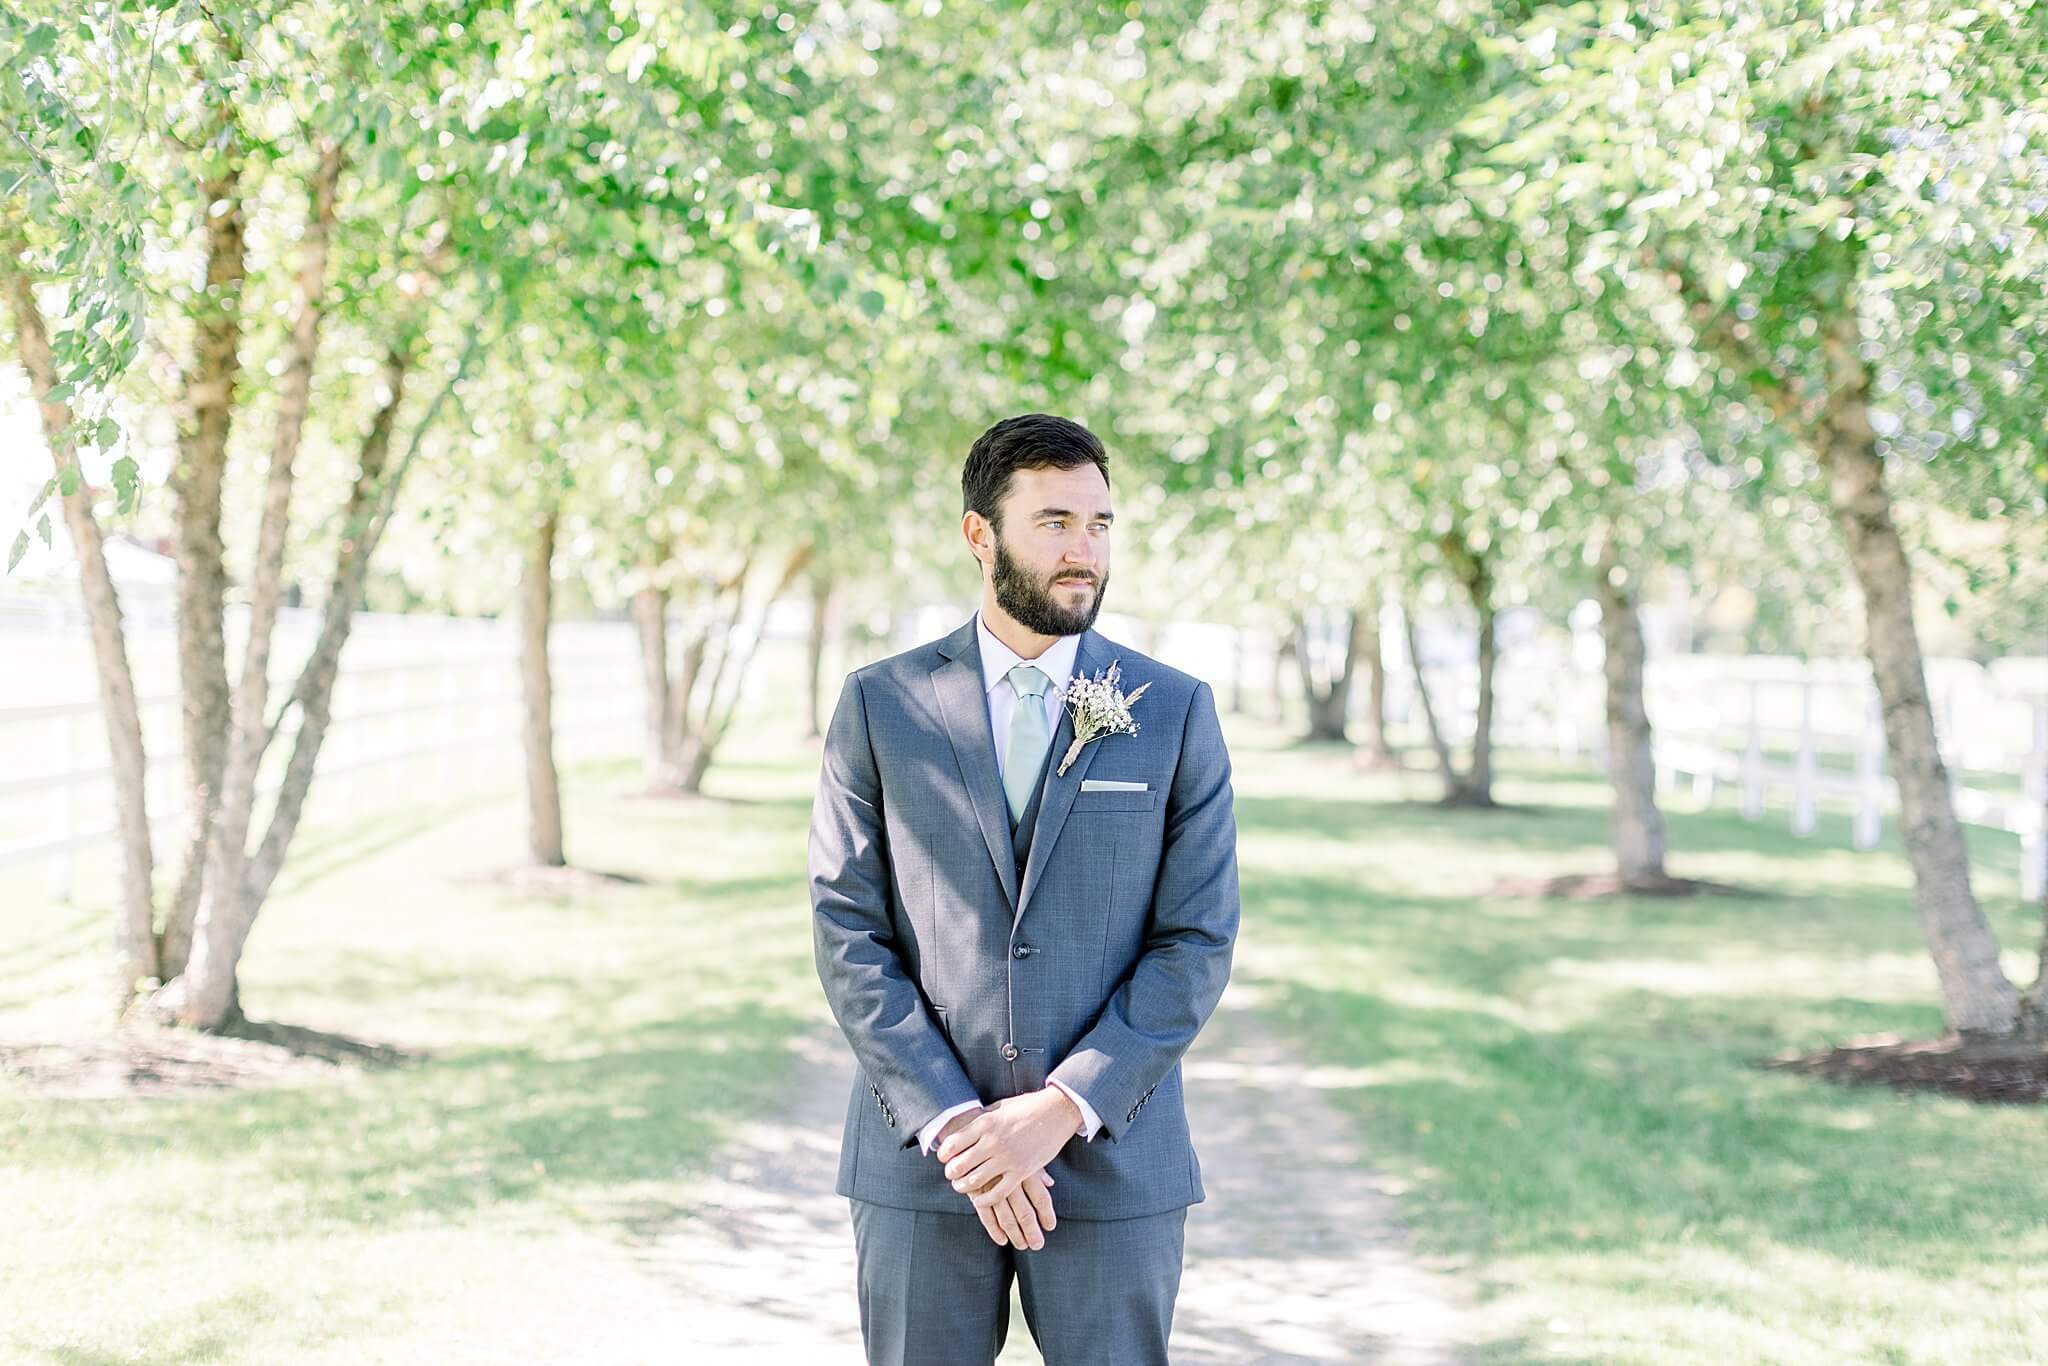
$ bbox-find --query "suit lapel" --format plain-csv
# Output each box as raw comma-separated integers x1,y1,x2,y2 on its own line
930,618,1020,914
1015,629,1111,928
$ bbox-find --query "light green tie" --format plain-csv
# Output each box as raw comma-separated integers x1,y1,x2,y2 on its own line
1003,664,1052,825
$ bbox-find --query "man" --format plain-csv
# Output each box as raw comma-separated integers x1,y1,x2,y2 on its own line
809,413,1241,1364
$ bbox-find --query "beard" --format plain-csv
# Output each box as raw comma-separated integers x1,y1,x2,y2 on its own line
992,532,1108,637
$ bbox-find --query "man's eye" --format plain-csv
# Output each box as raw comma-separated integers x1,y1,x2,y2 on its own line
1045,520,1064,529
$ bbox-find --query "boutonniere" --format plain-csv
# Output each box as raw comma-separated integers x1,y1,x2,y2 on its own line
1054,659,1151,777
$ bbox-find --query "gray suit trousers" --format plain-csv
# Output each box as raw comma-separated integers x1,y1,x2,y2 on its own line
848,1198,1187,1365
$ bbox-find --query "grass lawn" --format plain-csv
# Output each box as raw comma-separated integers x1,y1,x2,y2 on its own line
1223,718,2048,1365
0,737,831,1364
4,693,2044,1364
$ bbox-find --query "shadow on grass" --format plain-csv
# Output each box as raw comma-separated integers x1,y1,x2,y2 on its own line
18,997,812,1227
268,797,488,898
1256,970,2048,1277
1233,767,2030,875
223,1015,424,1066
1230,754,2048,1348
30,1287,270,1366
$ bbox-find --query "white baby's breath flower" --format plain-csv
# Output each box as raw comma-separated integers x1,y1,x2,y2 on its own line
1054,659,1151,776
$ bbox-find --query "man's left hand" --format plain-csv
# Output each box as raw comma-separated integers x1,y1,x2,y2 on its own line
937,1087,1082,1212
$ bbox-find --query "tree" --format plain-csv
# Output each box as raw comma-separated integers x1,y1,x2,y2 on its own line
1460,1,2047,1035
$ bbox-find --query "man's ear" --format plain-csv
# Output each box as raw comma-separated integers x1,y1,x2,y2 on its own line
962,510,993,568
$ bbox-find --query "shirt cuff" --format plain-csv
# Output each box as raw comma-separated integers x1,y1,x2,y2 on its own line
917,1099,984,1156
1045,1078,1102,1141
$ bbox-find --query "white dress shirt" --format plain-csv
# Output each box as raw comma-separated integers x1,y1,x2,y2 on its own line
916,609,1106,1156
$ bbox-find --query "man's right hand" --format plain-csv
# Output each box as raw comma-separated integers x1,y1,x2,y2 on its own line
935,1106,1057,1249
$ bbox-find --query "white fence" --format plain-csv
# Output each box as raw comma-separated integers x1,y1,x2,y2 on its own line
1234,612,2048,901
1,597,641,902
6,591,2045,905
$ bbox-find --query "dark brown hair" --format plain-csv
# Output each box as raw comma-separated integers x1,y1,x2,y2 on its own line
961,414,1110,534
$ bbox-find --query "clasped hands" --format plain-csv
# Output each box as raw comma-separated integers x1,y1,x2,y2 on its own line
933,1087,1082,1250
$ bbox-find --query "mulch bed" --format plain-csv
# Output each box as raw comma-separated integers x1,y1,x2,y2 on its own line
1486,872,1758,899
1755,1033,2048,1104
451,863,647,896
0,1019,423,1101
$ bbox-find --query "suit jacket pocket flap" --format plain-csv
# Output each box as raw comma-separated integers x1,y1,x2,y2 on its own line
1071,785,1158,810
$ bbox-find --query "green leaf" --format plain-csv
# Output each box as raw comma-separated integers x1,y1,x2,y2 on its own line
857,289,884,319
7,529,29,574
112,456,140,514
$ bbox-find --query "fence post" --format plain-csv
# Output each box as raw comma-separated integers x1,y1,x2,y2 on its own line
1690,683,1719,807
2023,701,2047,904
438,665,457,789
46,710,79,903
1741,677,1764,820
1792,668,1817,837
1854,686,1884,851
1691,755,1715,808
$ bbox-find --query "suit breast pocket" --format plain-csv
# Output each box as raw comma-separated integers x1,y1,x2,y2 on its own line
1071,786,1158,813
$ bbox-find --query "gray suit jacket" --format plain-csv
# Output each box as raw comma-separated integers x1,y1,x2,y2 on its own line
810,614,1240,1219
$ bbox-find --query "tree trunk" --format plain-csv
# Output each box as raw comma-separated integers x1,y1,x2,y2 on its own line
805,565,832,740
1471,593,1496,799
674,733,716,795
1815,306,2019,1038
2027,887,2048,1031
182,138,345,984
1441,536,1496,805
659,553,748,785
662,630,707,781
173,335,446,1031
1401,596,1461,797
162,140,248,978
1229,626,1247,714
630,582,670,786
151,208,466,1032
1357,590,1395,768
1596,541,1669,885
666,541,814,793
520,498,565,867
1268,632,1292,724
3,239,159,1012
1669,249,2027,1037
1295,609,1361,743
2033,770,2048,1027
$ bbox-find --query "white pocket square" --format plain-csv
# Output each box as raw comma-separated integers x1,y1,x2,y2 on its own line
1080,779,1149,792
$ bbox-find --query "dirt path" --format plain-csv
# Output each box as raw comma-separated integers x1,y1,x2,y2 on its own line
1166,983,1480,1364
622,981,1481,1362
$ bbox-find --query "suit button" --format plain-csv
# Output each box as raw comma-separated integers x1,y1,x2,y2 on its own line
1001,1043,1020,1061
1012,943,1034,958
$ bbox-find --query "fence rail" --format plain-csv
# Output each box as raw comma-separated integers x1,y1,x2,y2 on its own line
1,602,641,900
8,595,2046,905
1356,645,2048,901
